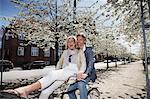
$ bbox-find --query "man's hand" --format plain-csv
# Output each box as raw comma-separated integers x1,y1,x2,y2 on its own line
81,73,88,79
77,72,88,80
77,72,83,80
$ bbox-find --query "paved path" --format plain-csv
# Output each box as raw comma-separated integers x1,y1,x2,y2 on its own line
96,61,146,99
1,61,147,99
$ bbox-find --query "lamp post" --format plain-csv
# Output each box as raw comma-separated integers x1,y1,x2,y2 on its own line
115,55,117,67
55,34,59,64
1,26,6,60
55,0,59,64
139,0,150,98
129,44,131,63
73,0,76,23
106,34,109,69
148,0,150,17
0,26,6,90
106,49,109,69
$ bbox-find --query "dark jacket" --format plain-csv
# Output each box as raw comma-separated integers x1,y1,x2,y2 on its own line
84,47,97,82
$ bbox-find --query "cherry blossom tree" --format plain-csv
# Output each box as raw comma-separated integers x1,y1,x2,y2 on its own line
3,0,145,58
106,0,150,57
5,0,99,50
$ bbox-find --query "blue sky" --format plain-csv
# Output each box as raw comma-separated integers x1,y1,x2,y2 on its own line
0,0,19,27
0,0,106,48
0,0,19,48
0,0,106,27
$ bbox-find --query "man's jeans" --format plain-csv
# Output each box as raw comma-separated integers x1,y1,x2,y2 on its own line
68,78,90,99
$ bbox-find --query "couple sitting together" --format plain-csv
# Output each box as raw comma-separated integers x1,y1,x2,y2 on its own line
5,33,97,99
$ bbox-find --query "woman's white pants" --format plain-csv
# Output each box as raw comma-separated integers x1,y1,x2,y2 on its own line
38,63,78,99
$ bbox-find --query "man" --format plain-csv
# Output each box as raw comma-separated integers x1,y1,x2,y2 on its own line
68,33,97,99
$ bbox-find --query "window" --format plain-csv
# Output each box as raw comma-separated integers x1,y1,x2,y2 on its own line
31,47,39,56
5,33,14,40
44,49,50,57
18,33,25,40
18,47,24,56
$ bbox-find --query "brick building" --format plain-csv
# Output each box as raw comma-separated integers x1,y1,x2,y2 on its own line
2,32,56,67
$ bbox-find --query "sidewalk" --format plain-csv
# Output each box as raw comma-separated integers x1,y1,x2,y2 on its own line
2,61,147,99
96,61,146,99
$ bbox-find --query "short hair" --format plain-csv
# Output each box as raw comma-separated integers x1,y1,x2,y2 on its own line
76,32,86,41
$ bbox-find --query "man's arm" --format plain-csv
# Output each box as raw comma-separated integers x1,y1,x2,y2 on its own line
77,47,95,80
79,50,86,72
77,50,87,80
85,48,95,75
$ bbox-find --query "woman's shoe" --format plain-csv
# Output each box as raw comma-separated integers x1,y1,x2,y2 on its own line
14,87,28,98
3,87,28,98
3,89,19,95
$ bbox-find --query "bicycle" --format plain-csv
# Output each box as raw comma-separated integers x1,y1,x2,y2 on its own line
49,80,100,99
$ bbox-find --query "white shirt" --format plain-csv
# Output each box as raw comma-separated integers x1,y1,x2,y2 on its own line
83,45,86,52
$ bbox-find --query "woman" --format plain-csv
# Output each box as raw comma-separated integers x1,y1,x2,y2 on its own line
5,36,86,99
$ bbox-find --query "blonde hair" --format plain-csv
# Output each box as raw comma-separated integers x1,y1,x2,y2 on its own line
65,36,77,49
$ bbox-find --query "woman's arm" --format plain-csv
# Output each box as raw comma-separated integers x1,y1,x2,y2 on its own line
55,50,66,70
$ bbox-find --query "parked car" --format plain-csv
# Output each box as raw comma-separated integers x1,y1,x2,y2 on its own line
112,59,117,62
104,60,111,63
0,60,14,72
22,61,46,70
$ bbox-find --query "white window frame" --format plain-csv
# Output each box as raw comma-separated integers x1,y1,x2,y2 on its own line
17,47,24,56
44,49,50,57
18,33,25,40
31,47,39,56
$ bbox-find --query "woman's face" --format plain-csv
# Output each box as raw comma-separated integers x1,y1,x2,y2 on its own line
67,38,76,50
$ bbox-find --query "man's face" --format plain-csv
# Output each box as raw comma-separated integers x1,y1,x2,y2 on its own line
77,36,85,49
